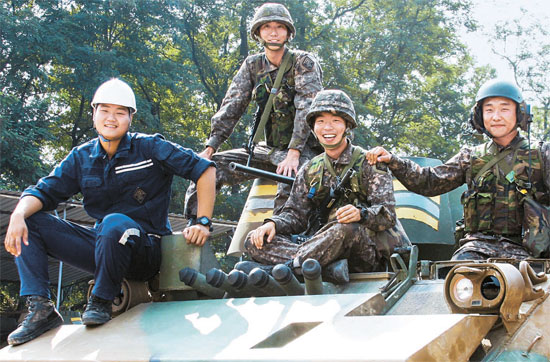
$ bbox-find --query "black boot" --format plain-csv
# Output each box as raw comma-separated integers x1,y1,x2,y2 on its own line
82,295,112,326
234,261,274,275
7,295,63,346
322,259,350,284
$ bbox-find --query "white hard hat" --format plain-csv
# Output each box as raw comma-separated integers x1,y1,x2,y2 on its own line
91,78,137,114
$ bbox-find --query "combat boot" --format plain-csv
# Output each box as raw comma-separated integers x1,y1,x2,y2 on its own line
322,259,350,284
82,295,112,326
234,261,274,275
7,295,63,346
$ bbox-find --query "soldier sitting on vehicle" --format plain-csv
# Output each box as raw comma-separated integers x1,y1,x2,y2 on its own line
242,90,410,283
184,2,323,220
4,78,216,346
366,79,550,260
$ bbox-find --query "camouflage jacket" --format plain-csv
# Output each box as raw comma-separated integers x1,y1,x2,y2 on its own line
269,142,397,235
388,135,550,236
206,48,323,153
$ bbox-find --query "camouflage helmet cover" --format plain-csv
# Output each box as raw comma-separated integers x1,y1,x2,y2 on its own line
250,3,296,42
470,79,531,133
306,89,357,129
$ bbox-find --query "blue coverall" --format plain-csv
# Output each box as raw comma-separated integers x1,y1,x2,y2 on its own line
17,132,214,301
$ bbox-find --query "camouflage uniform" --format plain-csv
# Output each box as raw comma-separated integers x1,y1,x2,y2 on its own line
245,142,402,272
185,49,323,217
387,135,550,260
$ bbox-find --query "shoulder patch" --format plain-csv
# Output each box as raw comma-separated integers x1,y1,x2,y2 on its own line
302,56,315,71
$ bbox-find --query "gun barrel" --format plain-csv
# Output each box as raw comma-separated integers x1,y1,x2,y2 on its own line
302,259,324,295
272,264,305,296
229,162,294,185
249,268,286,296
179,267,225,299
206,268,248,298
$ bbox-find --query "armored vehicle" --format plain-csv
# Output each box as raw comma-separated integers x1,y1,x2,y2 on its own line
0,157,548,361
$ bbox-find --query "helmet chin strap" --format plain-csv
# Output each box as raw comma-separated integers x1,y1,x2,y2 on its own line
258,37,286,50
97,132,110,143
265,42,285,50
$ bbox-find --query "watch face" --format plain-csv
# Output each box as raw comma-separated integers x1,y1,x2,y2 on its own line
197,216,210,226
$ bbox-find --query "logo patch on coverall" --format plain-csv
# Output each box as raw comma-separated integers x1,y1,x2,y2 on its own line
133,187,147,204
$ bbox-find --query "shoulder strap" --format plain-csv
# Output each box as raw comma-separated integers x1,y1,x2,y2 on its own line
474,148,513,185
323,146,363,179
252,51,293,143
473,139,529,185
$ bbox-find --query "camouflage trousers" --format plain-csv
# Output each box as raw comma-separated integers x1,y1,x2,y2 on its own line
452,233,531,261
184,144,317,217
244,221,385,273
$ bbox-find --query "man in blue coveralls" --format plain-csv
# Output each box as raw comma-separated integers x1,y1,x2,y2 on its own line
3,78,217,346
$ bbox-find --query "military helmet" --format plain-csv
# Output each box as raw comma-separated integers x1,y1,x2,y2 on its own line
470,79,531,134
91,78,137,114
306,89,357,129
250,3,296,42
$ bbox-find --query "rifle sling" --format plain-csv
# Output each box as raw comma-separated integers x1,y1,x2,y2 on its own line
318,146,363,221
323,146,363,179
252,51,292,144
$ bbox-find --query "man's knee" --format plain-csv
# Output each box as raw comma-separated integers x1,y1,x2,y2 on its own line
25,211,56,230
97,214,141,244
327,222,356,238
99,213,134,230
451,249,486,261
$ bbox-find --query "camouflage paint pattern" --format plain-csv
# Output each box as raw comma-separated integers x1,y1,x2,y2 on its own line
388,136,550,260
245,142,401,270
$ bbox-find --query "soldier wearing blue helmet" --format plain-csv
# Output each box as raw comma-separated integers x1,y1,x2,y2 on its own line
367,79,550,260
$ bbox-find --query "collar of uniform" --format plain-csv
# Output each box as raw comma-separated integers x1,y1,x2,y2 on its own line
263,47,290,72
89,133,131,160
113,133,131,159
490,134,524,153
326,139,353,165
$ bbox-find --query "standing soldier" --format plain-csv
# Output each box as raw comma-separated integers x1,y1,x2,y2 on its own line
185,2,323,219
367,79,550,260
243,90,410,283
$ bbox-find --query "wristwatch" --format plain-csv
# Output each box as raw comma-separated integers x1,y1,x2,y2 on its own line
196,216,213,231
359,208,369,222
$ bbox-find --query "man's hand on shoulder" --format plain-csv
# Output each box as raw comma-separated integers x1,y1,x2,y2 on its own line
366,146,392,165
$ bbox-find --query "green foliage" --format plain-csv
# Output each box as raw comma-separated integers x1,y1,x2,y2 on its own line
489,11,550,141
1,0,481,209
0,282,19,313
59,279,91,312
